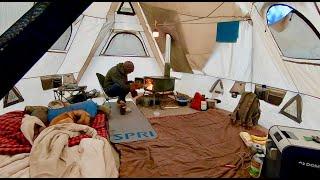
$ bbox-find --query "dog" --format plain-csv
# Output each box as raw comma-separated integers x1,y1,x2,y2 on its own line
49,109,91,126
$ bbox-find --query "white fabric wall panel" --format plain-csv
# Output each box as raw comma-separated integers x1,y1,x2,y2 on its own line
285,2,320,33
0,78,55,114
170,71,183,80
83,2,111,18
300,95,320,130
227,21,252,81
0,2,34,35
258,91,320,130
113,13,143,31
203,21,252,82
252,28,291,89
140,32,154,57
114,22,143,32
23,52,66,78
175,73,218,98
57,16,105,74
175,72,320,130
115,14,140,24
235,2,251,15
78,56,162,92
251,11,297,91
192,70,205,75
203,43,233,78
258,91,297,130
285,62,320,98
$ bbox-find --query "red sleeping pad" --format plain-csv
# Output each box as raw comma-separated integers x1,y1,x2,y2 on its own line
0,111,31,155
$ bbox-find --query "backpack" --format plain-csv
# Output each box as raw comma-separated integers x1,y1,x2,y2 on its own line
231,92,261,128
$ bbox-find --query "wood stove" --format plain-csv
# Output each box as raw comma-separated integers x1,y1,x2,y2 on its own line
143,76,175,93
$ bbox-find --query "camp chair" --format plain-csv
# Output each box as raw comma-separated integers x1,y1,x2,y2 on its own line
96,73,117,102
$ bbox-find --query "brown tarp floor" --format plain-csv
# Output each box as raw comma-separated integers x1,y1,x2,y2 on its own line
114,108,265,178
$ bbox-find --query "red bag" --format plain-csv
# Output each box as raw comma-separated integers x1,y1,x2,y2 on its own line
190,92,205,111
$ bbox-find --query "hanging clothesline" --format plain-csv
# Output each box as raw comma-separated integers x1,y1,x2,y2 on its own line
174,72,320,100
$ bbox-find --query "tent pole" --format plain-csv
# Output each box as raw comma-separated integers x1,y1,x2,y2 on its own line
132,2,165,73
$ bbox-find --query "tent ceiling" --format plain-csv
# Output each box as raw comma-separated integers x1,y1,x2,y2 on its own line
140,2,246,72
140,2,244,18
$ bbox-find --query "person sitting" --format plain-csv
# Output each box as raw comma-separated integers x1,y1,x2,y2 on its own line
103,61,143,112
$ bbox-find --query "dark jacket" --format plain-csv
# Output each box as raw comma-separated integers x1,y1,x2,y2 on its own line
104,63,130,92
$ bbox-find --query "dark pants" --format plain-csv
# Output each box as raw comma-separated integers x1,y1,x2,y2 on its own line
104,83,129,102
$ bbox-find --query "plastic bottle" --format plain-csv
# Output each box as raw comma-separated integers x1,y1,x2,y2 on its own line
249,149,265,178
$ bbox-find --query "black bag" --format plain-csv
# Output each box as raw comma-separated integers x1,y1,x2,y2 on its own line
69,93,87,104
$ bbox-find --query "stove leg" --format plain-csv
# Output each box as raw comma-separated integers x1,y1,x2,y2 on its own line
153,93,156,109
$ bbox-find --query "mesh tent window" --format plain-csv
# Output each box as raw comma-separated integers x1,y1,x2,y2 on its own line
49,26,72,51
266,4,320,60
102,32,148,57
279,94,302,123
117,2,135,16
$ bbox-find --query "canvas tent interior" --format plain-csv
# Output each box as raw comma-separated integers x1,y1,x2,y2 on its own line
0,1,319,178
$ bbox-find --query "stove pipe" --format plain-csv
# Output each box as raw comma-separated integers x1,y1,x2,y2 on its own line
164,34,171,77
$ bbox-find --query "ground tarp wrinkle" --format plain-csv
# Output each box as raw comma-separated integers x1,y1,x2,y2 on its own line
115,109,257,178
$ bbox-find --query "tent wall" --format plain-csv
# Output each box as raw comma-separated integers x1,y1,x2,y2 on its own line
57,16,105,74
251,23,297,91
0,3,110,114
174,72,252,112
250,7,298,92
140,2,246,73
202,21,252,82
78,11,163,95
79,56,162,92
82,2,111,18
174,72,320,130
284,62,320,98
250,2,320,98
173,2,320,130
23,53,66,78
0,2,319,132
0,2,34,35
256,89,320,130
0,77,54,114
22,15,83,78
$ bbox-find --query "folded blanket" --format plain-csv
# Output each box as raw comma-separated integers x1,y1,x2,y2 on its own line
67,112,109,147
29,123,119,178
0,112,118,178
0,153,30,177
20,115,46,145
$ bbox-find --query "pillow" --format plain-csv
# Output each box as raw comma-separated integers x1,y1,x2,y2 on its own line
47,100,98,122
